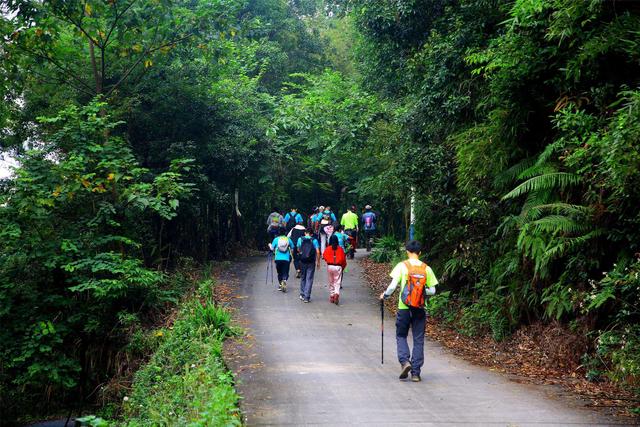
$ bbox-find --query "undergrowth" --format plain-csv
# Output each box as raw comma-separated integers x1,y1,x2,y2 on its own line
79,276,241,426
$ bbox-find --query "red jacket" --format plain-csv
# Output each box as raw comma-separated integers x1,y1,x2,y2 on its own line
323,245,347,269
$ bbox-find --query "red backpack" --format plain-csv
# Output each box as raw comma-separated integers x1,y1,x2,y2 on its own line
401,261,428,308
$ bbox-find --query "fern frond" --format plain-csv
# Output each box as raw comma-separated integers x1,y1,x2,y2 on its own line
521,188,555,215
516,226,547,262
517,163,557,180
503,172,582,200
496,214,521,237
523,203,591,221
530,215,590,235
544,229,605,261
444,256,466,277
535,142,562,166
493,157,535,188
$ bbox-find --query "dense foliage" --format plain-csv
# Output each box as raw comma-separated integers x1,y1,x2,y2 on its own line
340,0,640,393
2,0,640,421
0,0,328,421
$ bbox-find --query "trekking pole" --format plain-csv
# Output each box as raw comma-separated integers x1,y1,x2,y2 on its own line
380,299,384,364
265,251,270,286
270,251,275,288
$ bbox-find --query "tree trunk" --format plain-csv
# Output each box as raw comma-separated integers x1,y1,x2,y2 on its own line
88,39,102,95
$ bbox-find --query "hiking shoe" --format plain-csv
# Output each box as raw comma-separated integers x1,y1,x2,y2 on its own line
300,295,304,301
399,362,411,380
411,374,421,382
303,299,310,303
334,294,339,305
281,280,287,292
296,270,301,278
277,281,283,291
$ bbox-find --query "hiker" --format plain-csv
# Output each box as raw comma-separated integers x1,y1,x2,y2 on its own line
379,240,437,382
362,205,377,252
270,228,294,292
308,207,319,232
324,205,337,222
318,208,336,254
341,205,359,254
288,220,307,278
296,228,321,303
333,224,347,250
284,207,304,233
266,208,284,242
322,234,347,305
313,205,324,239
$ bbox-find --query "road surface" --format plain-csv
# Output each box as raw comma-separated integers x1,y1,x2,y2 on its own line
226,253,624,426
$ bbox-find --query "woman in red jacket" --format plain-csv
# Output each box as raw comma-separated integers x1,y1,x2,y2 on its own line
323,234,347,305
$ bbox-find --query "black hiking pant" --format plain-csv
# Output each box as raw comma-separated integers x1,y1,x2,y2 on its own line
364,229,376,251
275,260,290,281
292,248,301,272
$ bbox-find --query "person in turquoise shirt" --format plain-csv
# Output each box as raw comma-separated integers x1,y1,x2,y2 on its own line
296,229,320,303
270,229,294,292
333,225,347,249
284,208,304,231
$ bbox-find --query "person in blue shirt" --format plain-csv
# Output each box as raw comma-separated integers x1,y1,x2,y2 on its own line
324,206,337,222
333,224,347,250
296,228,321,303
318,207,337,254
270,228,294,292
288,222,307,278
362,204,377,252
284,208,304,232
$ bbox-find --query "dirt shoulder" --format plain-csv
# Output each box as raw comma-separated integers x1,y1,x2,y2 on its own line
360,256,640,422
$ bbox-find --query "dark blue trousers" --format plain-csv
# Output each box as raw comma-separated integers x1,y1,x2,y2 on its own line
396,307,426,376
299,261,316,300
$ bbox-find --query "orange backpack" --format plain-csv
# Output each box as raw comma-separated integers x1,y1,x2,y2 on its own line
401,261,428,308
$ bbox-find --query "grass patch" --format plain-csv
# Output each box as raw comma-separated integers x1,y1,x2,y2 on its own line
114,278,241,426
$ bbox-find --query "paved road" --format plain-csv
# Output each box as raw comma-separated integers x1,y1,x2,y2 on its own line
228,253,623,426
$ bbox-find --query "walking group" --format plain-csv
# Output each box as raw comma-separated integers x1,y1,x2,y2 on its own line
265,205,438,382
265,205,377,304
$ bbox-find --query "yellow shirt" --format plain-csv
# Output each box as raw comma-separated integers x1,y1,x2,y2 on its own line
340,211,359,230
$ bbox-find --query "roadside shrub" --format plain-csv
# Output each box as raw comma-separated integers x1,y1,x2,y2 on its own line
122,280,240,426
426,291,456,324
370,236,403,263
457,282,512,342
